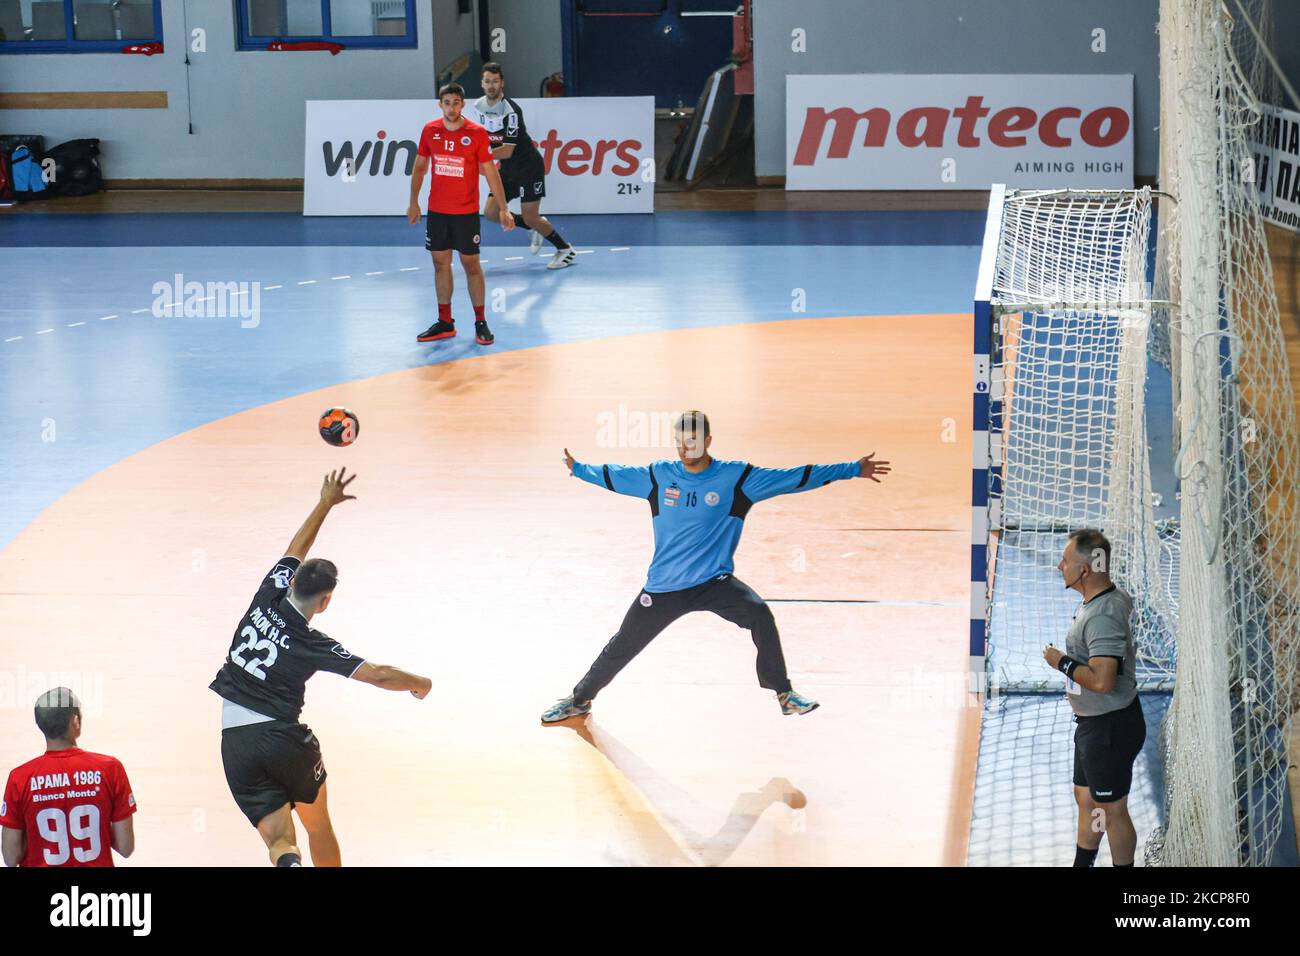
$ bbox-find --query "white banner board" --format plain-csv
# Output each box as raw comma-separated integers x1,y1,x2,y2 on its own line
786,74,1134,190
1250,104,1300,233
304,96,655,216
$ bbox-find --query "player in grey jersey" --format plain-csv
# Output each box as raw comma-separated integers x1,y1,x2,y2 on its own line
470,62,578,270
1042,528,1146,867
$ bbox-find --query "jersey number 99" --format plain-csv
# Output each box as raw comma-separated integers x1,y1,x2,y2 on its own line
36,805,102,865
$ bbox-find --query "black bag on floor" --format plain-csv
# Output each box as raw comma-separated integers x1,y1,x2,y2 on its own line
44,138,102,197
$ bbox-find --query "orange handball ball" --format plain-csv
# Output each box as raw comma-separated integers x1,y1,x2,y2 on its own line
319,407,360,447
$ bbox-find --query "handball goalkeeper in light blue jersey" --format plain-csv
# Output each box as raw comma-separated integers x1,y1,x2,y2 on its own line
541,411,891,723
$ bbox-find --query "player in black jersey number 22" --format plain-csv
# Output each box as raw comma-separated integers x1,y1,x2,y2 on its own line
210,469,432,867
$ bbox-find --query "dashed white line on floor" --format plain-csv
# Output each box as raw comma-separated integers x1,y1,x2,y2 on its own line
21,249,599,347
610,246,631,252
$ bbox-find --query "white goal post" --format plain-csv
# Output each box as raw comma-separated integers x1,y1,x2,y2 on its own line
971,184,1178,696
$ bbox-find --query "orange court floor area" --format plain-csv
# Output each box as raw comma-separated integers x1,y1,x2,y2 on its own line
0,314,979,866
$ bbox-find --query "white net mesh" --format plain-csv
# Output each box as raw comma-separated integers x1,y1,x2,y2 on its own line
1148,0,1300,867
985,190,1177,693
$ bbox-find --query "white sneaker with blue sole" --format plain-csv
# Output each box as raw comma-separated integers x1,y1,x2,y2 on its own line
778,690,820,715
541,695,592,723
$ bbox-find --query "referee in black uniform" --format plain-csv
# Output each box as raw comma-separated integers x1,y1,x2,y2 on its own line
1043,528,1146,867
210,469,432,867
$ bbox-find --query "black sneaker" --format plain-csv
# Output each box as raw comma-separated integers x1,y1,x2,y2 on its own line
475,319,495,346
417,319,456,343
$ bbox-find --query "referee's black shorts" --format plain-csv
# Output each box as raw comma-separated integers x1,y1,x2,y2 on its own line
221,720,327,826
425,211,481,256
1073,696,1146,803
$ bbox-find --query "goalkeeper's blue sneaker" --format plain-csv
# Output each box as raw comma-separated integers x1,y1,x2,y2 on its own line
778,690,820,716
540,695,592,723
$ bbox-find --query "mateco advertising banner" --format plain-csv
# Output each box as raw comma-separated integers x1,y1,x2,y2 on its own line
1250,104,1300,233
786,74,1134,190
304,96,654,216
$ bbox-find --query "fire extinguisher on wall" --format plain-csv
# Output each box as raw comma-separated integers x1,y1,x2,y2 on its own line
540,72,564,97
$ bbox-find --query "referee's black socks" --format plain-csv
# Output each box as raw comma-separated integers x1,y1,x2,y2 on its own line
1074,845,1099,867
512,213,528,229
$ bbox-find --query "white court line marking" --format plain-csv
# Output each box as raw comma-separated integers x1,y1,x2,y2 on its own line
98,315,118,321
264,285,282,290
232,289,249,297
195,296,215,303
840,552,856,558
37,329,54,335
610,246,631,251
505,256,523,261
331,275,351,280
576,249,595,254
399,266,420,272
365,271,384,276
67,322,85,328
5,336,22,343
298,280,317,285
131,308,149,314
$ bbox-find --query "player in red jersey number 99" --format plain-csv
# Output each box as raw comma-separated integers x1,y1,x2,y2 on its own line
1,688,137,867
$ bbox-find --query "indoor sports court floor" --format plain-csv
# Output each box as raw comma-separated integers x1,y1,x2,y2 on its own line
0,203,1002,865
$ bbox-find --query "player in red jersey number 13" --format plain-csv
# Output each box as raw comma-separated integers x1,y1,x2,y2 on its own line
408,82,514,347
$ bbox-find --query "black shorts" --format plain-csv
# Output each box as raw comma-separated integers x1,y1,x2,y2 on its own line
501,169,546,203
221,719,327,826
1073,696,1146,803
425,211,481,255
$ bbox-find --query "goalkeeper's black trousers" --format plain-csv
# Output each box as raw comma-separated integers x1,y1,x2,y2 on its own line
572,573,793,702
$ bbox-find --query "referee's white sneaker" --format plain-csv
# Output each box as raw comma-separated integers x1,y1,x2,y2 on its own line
529,229,545,255
547,246,578,270
778,690,820,716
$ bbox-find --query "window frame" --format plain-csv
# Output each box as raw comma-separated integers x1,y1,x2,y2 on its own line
235,0,418,51
0,0,164,54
